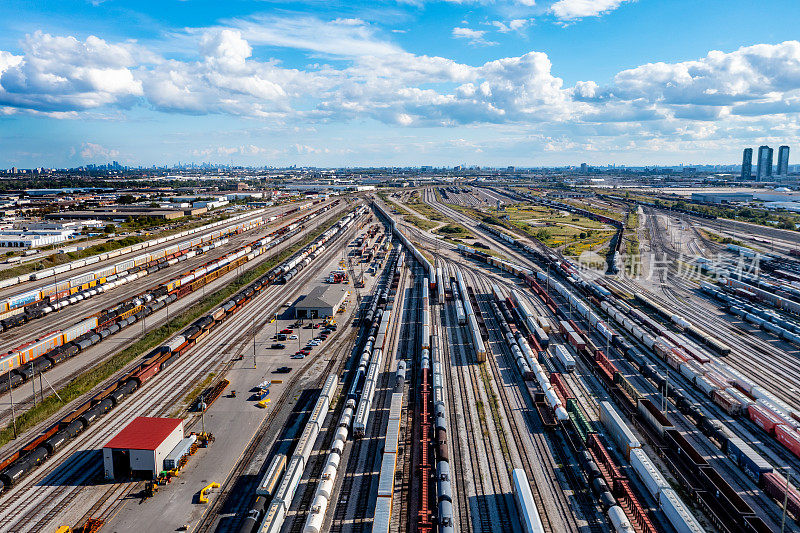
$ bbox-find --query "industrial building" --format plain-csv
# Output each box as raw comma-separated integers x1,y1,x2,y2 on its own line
46,209,185,221
294,285,349,319
103,417,184,480
691,192,753,204
0,229,75,248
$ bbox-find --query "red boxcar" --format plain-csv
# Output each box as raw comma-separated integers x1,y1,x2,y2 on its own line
568,331,586,351
749,404,783,435
762,471,800,519
776,424,800,459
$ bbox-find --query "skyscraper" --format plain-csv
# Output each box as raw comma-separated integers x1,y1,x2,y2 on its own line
777,145,790,176
741,148,752,180
756,145,773,181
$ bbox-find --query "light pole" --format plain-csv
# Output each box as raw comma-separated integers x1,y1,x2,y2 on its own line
783,469,792,533
8,373,16,439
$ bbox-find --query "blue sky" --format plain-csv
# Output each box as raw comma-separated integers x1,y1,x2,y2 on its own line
2,0,800,168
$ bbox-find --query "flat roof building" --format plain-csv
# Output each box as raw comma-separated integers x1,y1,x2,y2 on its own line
294,285,349,319
691,192,754,204
103,417,184,480
46,209,184,221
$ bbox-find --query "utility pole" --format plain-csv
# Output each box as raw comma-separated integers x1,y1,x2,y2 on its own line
8,373,16,439
783,469,791,532
30,361,35,408
200,394,206,436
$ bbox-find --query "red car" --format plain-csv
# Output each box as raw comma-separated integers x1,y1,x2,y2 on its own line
280,328,293,334
300,348,310,355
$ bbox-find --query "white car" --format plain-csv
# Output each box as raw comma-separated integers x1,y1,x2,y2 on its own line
309,340,321,346
289,334,298,340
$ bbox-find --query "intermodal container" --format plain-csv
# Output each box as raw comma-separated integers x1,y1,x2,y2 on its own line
726,436,772,482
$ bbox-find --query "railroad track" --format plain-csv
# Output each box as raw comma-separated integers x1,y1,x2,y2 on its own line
395,265,417,533
442,263,513,533
429,271,467,533
470,268,612,533
591,277,790,529
620,279,800,473
469,271,580,533
0,208,349,432
0,212,365,533
329,261,411,533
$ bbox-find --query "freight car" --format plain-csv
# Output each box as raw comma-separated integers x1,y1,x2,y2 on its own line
0,202,346,391
0,204,361,491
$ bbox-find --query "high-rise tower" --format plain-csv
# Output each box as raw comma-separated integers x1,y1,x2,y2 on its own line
777,145,790,176
756,145,773,181
741,148,752,180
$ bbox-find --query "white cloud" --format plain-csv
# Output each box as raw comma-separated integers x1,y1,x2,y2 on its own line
0,31,144,111
2,23,800,164
492,19,529,33
77,142,119,159
220,15,402,58
585,41,800,121
452,27,497,47
550,0,633,20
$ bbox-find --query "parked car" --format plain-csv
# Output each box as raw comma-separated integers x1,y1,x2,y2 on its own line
289,334,298,340
270,343,286,349
280,328,293,334
277,334,287,341
274,367,292,373
291,354,304,359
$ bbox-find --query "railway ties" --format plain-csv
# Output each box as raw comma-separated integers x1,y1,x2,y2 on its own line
468,270,586,533
441,264,513,533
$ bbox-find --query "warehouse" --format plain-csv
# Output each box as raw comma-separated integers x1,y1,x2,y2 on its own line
294,285,349,319
103,417,184,480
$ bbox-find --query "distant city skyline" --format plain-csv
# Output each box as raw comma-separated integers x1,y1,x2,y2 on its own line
2,1,800,168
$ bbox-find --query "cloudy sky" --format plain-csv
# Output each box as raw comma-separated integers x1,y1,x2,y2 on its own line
2,0,800,168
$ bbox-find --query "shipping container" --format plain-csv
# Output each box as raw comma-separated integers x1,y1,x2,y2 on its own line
599,401,641,459
726,437,772,482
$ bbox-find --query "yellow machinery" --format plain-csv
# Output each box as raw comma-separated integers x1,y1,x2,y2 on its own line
257,397,271,409
199,482,220,504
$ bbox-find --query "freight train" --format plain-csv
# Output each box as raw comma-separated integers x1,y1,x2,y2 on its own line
241,247,399,533
0,204,363,491
458,227,779,530
0,215,271,329
0,202,344,390
255,374,337,533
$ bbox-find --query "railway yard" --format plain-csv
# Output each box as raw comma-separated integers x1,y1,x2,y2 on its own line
1,185,800,533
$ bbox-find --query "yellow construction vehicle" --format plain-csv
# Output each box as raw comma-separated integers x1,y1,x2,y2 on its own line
199,482,220,504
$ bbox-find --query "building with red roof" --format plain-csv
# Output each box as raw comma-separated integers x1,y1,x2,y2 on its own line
103,417,184,480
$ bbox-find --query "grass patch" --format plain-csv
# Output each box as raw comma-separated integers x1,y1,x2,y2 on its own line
0,211,347,448
698,228,744,247
406,200,446,222
406,215,439,231
436,223,472,239
478,365,510,461
377,191,410,216
172,372,217,417
625,211,640,256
